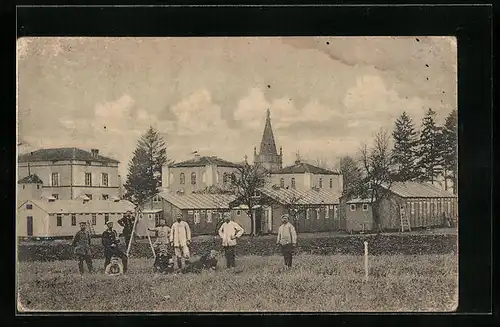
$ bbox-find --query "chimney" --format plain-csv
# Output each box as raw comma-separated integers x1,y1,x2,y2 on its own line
91,149,99,158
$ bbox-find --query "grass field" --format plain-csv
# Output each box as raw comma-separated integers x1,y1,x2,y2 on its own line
17,253,458,312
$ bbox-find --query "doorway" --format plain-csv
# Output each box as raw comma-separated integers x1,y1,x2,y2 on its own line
26,216,33,236
254,209,263,235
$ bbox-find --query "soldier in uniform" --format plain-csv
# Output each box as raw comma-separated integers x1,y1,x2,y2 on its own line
117,210,135,250
71,221,94,274
102,221,128,273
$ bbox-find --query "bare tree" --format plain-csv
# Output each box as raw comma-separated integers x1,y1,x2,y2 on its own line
339,155,363,200
358,128,395,233
229,161,271,236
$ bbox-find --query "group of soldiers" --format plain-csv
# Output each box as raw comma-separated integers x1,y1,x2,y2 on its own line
71,209,298,275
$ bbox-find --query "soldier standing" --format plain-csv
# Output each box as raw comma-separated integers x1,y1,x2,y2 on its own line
102,221,128,273
71,221,94,274
170,212,192,270
117,210,135,250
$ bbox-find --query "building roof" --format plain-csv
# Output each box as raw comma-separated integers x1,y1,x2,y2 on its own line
18,148,119,164
260,187,341,205
21,199,135,214
169,156,241,168
274,161,339,175
158,191,237,210
258,109,279,156
18,174,43,184
383,182,456,198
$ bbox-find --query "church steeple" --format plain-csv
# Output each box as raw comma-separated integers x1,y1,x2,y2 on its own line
259,109,278,156
254,109,283,172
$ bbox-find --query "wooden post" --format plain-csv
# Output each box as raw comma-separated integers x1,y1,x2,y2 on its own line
364,241,369,282
146,229,156,259
127,209,140,257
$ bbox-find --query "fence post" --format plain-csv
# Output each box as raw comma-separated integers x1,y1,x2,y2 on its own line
364,241,369,282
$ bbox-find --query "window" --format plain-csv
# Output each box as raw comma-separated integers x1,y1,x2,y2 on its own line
86,194,93,200
152,195,161,202
194,211,200,224
330,178,333,188
191,172,196,185
316,208,320,219
188,210,194,215
306,209,311,219
92,214,97,225
411,202,415,214
148,214,153,221
71,214,76,226
325,205,330,218
362,204,369,211
56,214,62,226
223,173,229,184
85,161,91,165
236,210,241,216
26,204,32,210
51,173,59,186
447,199,451,213
334,205,338,220
101,173,108,186
319,178,323,188
280,178,285,188
85,173,92,186
52,194,59,200
104,213,109,223
206,210,212,223
427,200,431,214
231,173,236,183
291,178,296,189
202,171,207,183
37,184,40,189
102,194,109,200
419,201,422,215
22,185,25,190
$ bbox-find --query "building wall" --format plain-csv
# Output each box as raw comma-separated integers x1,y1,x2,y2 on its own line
270,173,308,189
18,160,120,200
310,174,343,194
270,203,340,233
17,202,50,237
378,195,458,230
344,203,374,232
165,165,240,193
270,172,342,193
17,183,43,204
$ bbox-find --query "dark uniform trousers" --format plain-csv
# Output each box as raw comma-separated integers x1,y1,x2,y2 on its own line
77,254,93,274
224,246,236,268
102,229,128,272
281,244,294,267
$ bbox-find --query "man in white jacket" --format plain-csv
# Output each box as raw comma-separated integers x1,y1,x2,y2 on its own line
170,212,192,269
276,214,297,269
218,213,244,268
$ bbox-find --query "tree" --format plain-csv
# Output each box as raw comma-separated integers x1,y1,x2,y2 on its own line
124,126,169,205
392,111,419,181
358,128,395,233
338,155,363,200
229,161,271,236
416,109,444,184
441,109,458,194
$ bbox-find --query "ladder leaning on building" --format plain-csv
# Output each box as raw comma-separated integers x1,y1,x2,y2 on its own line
399,205,411,232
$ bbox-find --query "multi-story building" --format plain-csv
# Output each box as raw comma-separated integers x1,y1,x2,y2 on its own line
253,109,283,173
17,148,120,201
162,154,242,194
270,158,343,194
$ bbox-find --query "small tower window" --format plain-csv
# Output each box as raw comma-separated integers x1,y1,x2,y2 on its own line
291,178,296,189
191,172,196,185
280,178,285,188
180,173,185,185
319,178,323,188
329,178,333,188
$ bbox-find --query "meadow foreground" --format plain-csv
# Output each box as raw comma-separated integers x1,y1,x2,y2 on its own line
17,254,458,312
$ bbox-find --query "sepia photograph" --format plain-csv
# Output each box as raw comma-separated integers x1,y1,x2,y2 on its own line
16,36,458,312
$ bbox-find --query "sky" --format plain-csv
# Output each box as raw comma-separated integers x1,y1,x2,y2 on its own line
17,36,457,179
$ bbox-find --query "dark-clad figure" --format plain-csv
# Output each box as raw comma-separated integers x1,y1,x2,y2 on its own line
102,221,128,273
71,221,94,274
117,210,135,250
181,250,218,274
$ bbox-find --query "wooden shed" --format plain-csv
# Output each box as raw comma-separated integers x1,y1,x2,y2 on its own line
378,182,458,230
142,192,252,235
342,197,374,233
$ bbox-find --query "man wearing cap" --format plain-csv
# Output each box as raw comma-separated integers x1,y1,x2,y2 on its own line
102,221,128,273
218,213,244,268
148,218,171,254
276,214,297,269
71,221,94,274
169,212,192,270
117,210,135,250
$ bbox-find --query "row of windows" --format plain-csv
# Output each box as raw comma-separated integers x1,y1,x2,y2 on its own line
184,210,227,224
53,213,114,227
279,177,335,189
349,204,369,212
407,198,454,216
50,172,109,187
178,172,236,185
303,206,338,220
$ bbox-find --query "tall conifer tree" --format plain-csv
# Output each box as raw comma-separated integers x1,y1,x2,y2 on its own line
416,109,444,184
391,111,419,181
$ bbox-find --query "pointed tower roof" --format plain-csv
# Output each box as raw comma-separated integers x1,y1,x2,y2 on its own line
259,109,278,156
